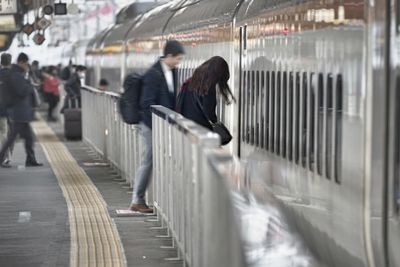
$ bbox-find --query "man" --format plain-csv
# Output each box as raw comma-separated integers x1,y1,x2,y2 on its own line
0,52,43,167
129,40,185,213
61,65,86,112
98,78,109,91
0,53,13,167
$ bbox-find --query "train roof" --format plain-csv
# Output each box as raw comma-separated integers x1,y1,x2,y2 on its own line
115,2,159,24
164,0,243,34
125,0,186,41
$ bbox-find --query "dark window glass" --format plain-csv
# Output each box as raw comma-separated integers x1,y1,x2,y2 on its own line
271,71,276,153
266,71,270,151
294,72,300,164
335,74,343,183
309,73,315,171
242,71,247,142
302,72,308,168
282,71,287,158
317,73,324,176
246,71,251,143
260,71,265,148
276,71,281,155
288,72,293,161
326,74,333,179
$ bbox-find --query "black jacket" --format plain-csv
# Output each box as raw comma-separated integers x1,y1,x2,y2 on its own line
140,60,177,128
0,68,12,117
7,65,34,123
178,80,217,130
65,72,81,97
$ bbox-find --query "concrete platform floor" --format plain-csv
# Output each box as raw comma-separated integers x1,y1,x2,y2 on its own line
0,117,181,267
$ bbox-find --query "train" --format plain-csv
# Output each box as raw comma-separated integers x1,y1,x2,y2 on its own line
83,0,400,266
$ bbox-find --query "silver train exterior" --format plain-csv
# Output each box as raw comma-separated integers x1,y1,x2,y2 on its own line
84,0,400,266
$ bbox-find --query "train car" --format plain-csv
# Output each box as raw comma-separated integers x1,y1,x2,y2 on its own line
83,0,400,266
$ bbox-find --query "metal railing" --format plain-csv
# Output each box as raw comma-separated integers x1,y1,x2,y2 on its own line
152,105,246,267
81,87,143,186
81,88,247,267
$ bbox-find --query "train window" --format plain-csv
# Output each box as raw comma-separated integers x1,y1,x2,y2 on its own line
271,71,276,152
335,74,343,184
326,74,333,180
246,71,251,143
260,71,265,149
288,72,294,161
317,73,324,176
282,71,287,158
301,72,308,168
255,71,260,147
294,72,300,164
251,71,255,145
276,71,281,155
309,73,316,171
242,71,246,142
265,71,270,151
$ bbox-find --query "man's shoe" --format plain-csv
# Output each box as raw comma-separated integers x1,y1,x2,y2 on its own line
26,161,43,167
129,204,153,214
0,162,11,168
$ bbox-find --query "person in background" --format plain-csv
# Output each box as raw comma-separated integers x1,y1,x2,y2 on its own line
128,40,185,213
56,63,62,78
30,60,42,86
176,56,235,130
61,65,86,112
0,53,13,167
60,60,73,82
42,66,60,122
99,78,109,91
0,52,42,167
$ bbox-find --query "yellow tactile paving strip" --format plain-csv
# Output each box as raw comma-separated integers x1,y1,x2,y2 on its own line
32,120,126,267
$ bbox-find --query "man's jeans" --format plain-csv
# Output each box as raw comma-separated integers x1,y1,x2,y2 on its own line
0,117,11,160
131,123,152,205
0,117,8,145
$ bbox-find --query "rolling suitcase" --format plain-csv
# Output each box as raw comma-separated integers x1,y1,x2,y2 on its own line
64,97,82,140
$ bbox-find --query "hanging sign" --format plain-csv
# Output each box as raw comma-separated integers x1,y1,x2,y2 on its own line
32,32,45,45
36,17,51,30
21,23,34,35
0,0,17,14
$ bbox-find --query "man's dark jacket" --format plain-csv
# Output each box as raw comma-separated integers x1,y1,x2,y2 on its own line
6,65,34,123
140,60,177,128
65,72,81,97
0,67,12,117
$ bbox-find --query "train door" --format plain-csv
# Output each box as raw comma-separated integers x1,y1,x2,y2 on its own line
386,0,400,264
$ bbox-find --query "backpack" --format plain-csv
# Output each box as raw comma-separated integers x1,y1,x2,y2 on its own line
175,79,190,114
119,73,142,124
60,67,71,81
0,69,17,108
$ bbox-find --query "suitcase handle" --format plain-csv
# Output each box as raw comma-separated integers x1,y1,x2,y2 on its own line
67,96,81,109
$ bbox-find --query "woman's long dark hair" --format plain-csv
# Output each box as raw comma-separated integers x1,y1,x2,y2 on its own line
189,56,235,104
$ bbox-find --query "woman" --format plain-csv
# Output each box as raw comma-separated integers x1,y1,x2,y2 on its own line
177,56,235,132
42,66,60,121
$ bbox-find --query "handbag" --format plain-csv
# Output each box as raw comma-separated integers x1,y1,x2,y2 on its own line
31,86,41,108
195,95,232,145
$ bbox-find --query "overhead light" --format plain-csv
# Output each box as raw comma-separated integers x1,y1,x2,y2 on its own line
0,15,17,32
0,34,10,47
54,2,67,15
43,5,54,15
68,3,80,15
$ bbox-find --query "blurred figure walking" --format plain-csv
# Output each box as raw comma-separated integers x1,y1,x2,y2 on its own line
43,66,60,122
0,53,14,167
0,53,43,167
